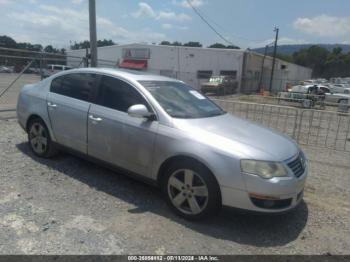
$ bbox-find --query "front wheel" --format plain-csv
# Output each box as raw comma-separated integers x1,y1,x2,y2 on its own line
162,161,221,220
27,118,58,158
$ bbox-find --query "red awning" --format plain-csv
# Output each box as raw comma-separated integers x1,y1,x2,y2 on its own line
119,59,147,70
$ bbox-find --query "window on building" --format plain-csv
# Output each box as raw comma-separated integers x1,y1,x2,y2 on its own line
50,73,98,102
219,71,237,79
96,76,148,112
197,70,213,79
254,71,260,80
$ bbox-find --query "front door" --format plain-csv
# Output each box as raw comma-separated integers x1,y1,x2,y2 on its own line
87,75,158,177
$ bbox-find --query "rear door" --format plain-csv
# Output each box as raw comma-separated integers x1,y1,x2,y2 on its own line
87,75,158,176
47,73,99,153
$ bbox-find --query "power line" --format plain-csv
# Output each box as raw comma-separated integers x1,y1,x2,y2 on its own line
186,0,269,45
186,0,234,46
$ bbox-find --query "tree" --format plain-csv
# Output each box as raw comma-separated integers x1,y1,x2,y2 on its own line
0,35,17,48
274,53,293,63
160,41,171,46
183,41,202,47
208,43,240,49
293,45,329,77
208,43,226,48
70,39,115,50
97,39,115,47
226,45,240,49
44,45,54,53
172,41,182,46
332,47,342,55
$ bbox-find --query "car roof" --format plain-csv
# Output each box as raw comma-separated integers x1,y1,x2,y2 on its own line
57,67,182,82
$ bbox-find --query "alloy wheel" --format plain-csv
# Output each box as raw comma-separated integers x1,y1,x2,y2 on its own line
29,123,48,155
167,169,209,215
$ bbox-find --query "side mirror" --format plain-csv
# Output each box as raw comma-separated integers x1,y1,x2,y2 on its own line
127,104,155,120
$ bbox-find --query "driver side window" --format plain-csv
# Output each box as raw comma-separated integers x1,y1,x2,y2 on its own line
96,75,148,112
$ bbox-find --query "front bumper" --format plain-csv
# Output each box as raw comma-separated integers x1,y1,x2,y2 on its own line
221,166,308,213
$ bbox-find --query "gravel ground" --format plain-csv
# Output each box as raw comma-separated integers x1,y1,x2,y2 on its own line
0,119,349,255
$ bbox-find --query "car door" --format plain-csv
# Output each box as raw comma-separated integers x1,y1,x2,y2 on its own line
47,73,99,153
87,75,159,177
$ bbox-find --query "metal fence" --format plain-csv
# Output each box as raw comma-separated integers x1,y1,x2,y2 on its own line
212,99,350,152
0,47,118,120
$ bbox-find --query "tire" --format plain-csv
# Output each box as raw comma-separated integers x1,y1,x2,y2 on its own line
27,118,58,158
161,160,221,220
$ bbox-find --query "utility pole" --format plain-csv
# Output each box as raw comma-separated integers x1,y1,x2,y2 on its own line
89,0,98,67
269,27,279,93
258,45,268,93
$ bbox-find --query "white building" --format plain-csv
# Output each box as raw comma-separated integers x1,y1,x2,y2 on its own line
66,43,312,93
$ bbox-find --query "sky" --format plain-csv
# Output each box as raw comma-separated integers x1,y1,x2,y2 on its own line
0,0,350,49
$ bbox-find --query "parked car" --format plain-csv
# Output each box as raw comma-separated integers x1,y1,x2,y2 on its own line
0,66,12,73
201,75,238,95
325,93,350,104
328,84,350,94
17,68,308,220
42,64,73,78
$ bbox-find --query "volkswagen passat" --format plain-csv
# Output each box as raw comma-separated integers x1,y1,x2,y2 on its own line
17,68,308,220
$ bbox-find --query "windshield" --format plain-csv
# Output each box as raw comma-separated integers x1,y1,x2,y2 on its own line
139,81,225,119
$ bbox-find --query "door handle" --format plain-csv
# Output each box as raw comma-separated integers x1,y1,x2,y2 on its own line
47,102,57,108
89,115,102,122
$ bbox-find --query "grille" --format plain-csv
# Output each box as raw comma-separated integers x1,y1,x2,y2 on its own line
287,154,305,178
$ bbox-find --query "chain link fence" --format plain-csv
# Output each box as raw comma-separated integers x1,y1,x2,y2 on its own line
212,99,350,152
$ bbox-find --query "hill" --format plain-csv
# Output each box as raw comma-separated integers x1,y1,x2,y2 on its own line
253,44,350,55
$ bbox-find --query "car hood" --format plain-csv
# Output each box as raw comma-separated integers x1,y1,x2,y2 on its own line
172,113,298,161
201,82,220,87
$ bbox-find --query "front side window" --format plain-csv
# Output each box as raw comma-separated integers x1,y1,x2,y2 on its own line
96,76,148,112
139,81,225,119
50,73,98,102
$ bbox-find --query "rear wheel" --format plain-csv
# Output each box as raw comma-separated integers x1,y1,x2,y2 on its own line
27,118,57,158
162,160,221,220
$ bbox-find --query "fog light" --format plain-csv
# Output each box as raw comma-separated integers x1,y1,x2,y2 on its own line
249,193,292,209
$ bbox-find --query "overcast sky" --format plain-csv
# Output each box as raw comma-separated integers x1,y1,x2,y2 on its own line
0,0,349,49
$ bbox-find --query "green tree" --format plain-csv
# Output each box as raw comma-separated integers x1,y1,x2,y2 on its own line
208,43,226,48
172,41,182,46
183,41,202,47
208,43,240,49
0,35,17,48
70,39,115,50
226,45,240,49
293,45,329,77
159,41,171,45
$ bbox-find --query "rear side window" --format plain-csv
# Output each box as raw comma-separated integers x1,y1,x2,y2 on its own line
50,73,98,102
96,76,148,112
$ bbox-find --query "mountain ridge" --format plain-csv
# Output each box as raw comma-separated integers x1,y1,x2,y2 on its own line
252,44,350,55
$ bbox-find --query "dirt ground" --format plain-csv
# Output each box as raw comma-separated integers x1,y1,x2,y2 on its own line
0,119,349,255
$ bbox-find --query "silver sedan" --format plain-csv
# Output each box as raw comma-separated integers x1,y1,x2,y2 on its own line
17,68,308,220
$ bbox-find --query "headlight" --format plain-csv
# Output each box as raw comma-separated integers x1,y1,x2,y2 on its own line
240,160,288,179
